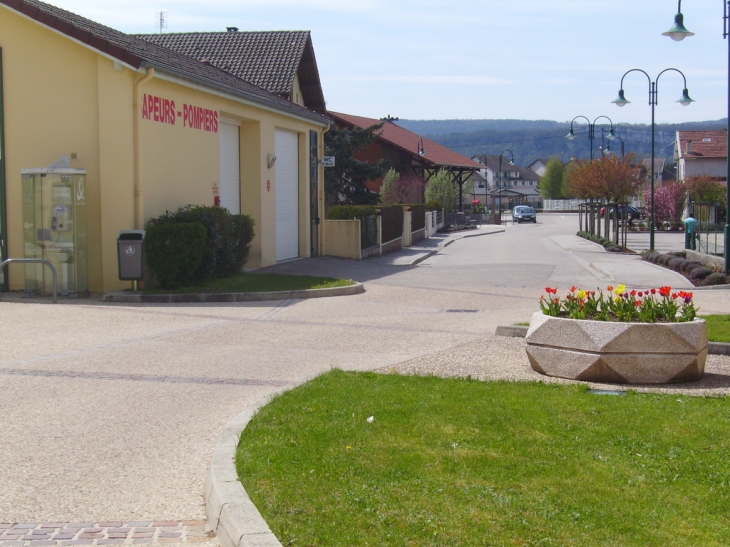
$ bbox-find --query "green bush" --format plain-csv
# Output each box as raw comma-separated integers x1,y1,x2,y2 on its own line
145,223,207,289
668,258,685,271
148,205,255,284
706,272,728,285
425,200,441,211
689,266,713,281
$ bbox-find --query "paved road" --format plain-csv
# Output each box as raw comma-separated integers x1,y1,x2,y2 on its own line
1,213,728,544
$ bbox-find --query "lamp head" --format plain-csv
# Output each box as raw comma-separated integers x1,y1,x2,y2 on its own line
611,89,630,108
662,12,694,41
607,128,617,140
677,88,694,106
509,159,515,166
565,127,576,140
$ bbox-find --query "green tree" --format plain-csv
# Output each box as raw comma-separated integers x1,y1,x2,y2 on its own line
379,168,401,204
425,169,458,213
539,157,565,199
324,123,387,207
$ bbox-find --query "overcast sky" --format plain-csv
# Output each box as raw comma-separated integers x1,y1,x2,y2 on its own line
47,0,726,125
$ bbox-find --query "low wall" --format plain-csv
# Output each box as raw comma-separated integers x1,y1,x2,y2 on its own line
324,219,361,260
381,237,403,255
685,249,725,272
411,228,426,245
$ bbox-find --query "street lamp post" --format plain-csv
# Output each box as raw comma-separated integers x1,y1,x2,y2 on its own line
605,135,625,158
612,68,694,251
498,150,515,218
565,116,617,161
662,0,730,273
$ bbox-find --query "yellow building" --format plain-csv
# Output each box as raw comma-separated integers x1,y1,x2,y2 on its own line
0,0,331,294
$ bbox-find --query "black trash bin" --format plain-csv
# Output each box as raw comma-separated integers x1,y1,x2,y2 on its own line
117,230,145,281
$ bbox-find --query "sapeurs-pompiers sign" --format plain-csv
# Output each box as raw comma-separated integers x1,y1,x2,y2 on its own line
141,93,219,133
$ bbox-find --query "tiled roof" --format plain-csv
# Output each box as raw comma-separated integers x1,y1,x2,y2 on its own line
329,112,482,170
1,0,329,125
136,31,326,113
677,130,727,159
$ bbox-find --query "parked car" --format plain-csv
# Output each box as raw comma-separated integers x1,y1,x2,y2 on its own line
600,205,643,220
512,205,537,223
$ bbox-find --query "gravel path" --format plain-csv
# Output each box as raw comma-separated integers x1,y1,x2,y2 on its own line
378,334,730,397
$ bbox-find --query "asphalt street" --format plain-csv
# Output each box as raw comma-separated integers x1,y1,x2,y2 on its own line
1,213,728,540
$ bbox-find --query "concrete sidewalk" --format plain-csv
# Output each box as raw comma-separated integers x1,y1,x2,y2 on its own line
551,235,695,289
372,225,505,266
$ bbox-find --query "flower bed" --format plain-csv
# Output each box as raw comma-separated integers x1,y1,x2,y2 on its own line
527,286,707,384
540,285,697,323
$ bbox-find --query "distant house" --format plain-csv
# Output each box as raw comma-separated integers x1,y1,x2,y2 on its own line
642,158,667,186
328,112,482,207
471,155,541,210
528,158,551,178
674,130,727,182
137,30,326,113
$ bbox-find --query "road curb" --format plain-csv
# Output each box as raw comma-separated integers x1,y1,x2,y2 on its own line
205,373,322,547
406,228,505,266
495,324,730,355
100,282,365,303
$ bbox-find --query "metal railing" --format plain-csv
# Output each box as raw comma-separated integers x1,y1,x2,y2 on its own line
0,258,58,303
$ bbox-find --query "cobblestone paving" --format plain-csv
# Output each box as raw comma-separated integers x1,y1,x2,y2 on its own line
0,522,214,546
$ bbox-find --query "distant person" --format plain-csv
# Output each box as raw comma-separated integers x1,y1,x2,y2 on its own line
627,212,634,227
684,212,698,250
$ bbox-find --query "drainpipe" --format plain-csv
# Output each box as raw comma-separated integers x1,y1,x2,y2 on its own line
320,123,330,256
133,67,155,230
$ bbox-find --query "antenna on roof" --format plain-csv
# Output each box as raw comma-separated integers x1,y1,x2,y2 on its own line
156,11,167,34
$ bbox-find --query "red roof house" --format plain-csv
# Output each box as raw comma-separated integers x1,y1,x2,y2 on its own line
675,129,727,182
329,112,482,207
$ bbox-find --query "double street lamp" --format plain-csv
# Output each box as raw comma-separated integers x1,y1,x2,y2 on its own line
662,0,730,273
612,68,694,251
565,116,617,161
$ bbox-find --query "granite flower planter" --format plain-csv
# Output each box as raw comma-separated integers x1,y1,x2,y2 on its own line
524,312,707,384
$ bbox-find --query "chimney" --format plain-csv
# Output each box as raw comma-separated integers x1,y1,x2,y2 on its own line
685,140,692,155
226,26,239,32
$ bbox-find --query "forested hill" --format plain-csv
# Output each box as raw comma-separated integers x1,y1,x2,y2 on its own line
397,118,727,165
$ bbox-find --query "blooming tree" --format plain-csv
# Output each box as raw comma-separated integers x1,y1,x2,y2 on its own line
644,180,686,226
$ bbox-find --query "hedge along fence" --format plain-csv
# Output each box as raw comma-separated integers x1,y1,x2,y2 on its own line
326,205,378,249
146,205,255,288
378,205,404,244
407,204,426,232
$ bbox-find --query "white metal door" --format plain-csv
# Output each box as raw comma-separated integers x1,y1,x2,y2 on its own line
219,120,240,214
275,129,299,261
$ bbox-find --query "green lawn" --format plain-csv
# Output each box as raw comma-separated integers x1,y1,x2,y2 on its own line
237,370,730,547
142,272,354,294
704,314,730,343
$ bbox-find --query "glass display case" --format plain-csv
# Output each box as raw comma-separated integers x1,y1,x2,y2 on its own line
21,168,87,296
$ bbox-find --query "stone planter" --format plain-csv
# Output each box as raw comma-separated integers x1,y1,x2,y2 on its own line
525,312,707,384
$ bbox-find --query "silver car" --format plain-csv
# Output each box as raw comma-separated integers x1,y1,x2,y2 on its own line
512,205,537,223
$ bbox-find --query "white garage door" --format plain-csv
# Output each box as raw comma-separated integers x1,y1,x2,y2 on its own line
219,119,240,214
275,129,299,261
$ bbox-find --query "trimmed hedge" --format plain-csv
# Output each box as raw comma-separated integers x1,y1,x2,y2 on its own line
145,223,207,289
326,205,377,220
379,205,404,243
147,205,255,287
576,231,621,252
408,204,426,232
425,200,441,211
641,250,729,286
